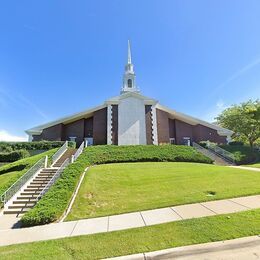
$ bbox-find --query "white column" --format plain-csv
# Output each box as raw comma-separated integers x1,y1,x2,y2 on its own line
151,105,158,145
107,105,113,145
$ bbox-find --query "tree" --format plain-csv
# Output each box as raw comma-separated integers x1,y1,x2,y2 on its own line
216,99,260,147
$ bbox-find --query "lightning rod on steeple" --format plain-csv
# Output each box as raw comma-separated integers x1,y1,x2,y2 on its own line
128,40,132,64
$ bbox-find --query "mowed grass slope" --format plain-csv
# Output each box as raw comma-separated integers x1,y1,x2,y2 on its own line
22,145,212,227
1,209,260,260
66,162,260,221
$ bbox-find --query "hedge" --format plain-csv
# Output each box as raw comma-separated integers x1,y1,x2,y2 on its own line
0,150,30,162
21,145,212,227
220,145,260,165
0,141,76,152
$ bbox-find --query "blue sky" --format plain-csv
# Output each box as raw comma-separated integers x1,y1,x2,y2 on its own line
0,0,260,141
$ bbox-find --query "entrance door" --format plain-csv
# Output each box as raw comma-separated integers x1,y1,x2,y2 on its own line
183,137,191,146
85,137,93,146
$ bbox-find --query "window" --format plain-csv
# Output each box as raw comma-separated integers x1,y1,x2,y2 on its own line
127,79,132,88
169,138,175,144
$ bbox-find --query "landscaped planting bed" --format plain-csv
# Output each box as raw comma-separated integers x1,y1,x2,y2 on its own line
21,145,212,227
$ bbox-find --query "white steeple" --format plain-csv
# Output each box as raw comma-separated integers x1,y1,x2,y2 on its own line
121,40,139,94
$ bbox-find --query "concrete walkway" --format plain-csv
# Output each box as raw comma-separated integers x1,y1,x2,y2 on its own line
0,194,260,247
107,235,260,259
229,165,260,172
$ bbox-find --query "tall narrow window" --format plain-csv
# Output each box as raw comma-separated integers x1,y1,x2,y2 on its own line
127,79,132,88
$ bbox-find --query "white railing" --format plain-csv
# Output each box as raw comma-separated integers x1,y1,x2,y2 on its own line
37,158,70,201
207,143,235,164
52,141,68,165
72,141,85,162
0,156,47,204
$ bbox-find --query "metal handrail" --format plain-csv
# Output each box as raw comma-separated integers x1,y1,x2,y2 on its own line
207,143,235,163
52,141,68,165
0,156,46,204
73,141,85,162
37,158,70,201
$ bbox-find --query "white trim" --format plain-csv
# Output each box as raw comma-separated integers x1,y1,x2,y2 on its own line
107,105,112,145
151,105,158,145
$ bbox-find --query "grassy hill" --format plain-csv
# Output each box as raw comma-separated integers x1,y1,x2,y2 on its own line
21,145,212,226
66,162,260,220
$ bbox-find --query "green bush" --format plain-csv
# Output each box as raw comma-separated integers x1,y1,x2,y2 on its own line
220,145,260,164
0,149,30,162
229,141,244,146
0,141,75,152
21,145,212,227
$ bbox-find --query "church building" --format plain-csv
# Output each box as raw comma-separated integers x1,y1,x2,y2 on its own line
26,41,233,146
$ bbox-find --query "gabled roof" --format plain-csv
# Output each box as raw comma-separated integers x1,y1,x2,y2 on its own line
105,91,158,105
26,91,233,137
25,104,106,135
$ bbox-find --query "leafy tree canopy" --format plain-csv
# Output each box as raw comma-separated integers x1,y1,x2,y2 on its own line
216,99,260,147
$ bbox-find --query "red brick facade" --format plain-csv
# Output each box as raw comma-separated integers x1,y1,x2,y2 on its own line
32,107,227,145
156,108,227,145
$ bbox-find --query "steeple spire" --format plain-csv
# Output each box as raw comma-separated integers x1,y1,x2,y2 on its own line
121,40,139,94
128,40,132,64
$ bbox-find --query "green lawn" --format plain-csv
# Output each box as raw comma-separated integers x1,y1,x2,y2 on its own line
1,209,260,260
66,162,260,221
0,149,57,207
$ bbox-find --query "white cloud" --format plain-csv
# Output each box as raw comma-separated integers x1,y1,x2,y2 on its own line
0,130,27,142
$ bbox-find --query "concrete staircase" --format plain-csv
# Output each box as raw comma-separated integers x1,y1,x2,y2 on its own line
193,142,235,166
52,149,76,167
3,148,76,215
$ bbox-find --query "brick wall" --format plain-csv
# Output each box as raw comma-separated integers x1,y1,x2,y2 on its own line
111,105,118,145
156,109,170,144
93,107,107,145
32,124,63,141
145,105,153,145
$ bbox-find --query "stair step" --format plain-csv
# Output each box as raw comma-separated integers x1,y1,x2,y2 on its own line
31,180,49,183
24,188,43,192
20,191,41,196
17,196,38,200
8,204,35,209
13,200,37,204
34,178,52,181
38,173,55,176
27,185,45,188
4,209,30,214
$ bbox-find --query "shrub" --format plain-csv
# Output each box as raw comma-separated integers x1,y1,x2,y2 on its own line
21,145,212,227
228,141,244,146
0,141,75,152
0,149,30,162
220,145,260,164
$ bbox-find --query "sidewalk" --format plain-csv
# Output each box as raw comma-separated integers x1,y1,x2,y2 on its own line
229,165,260,172
0,194,260,247
107,235,260,259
